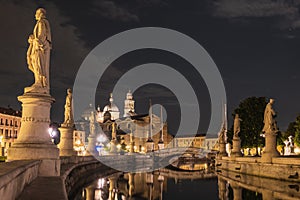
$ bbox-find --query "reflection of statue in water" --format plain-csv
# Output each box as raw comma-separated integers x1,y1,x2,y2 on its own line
26,8,51,89
262,99,278,133
63,88,73,126
233,114,241,138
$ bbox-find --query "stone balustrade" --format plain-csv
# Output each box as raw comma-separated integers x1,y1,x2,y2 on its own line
0,160,41,199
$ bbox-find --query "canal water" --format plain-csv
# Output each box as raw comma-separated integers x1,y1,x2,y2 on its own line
73,164,273,200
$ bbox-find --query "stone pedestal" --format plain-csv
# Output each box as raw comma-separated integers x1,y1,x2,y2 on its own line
58,126,76,156
231,137,242,158
129,141,135,154
110,139,118,154
261,131,279,163
86,134,97,156
7,91,60,176
158,141,164,150
146,140,154,152
217,142,228,159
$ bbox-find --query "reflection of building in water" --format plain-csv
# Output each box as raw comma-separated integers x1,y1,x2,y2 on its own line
82,172,167,200
0,107,21,156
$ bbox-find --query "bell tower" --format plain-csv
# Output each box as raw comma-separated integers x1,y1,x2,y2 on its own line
123,90,135,117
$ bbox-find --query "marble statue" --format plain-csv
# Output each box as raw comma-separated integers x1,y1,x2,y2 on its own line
262,99,278,133
233,114,241,138
218,122,226,143
26,8,51,89
90,111,96,136
63,88,74,126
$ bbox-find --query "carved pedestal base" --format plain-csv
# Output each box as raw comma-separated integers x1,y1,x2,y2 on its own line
217,142,228,159
110,139,118,154
146,139,154,152
58,126,76,156
7,91,60,176
86,134,97,156
261,131,279,163
129,141,135,154
231,137,242,159
158,141,164,150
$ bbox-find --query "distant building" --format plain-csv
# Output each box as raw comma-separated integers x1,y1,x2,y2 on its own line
173,134,206,148
73,130,86,155
75,92,174,153
0,107,22,156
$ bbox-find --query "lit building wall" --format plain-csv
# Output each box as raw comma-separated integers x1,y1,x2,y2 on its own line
0,108,22,156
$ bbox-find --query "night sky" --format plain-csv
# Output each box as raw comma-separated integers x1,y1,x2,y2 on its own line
1,0,300,135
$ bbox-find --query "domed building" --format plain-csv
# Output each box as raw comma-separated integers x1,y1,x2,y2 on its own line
102,93,120,120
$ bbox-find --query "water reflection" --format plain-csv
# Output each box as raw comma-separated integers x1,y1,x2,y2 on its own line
75,165,300,199
80,173,168,200
76,164,216,200
217,170,300,200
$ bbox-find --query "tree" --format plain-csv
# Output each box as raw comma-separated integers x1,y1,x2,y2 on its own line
294,115,300,147
227,97,267,151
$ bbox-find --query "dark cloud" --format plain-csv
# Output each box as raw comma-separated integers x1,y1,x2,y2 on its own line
92,0,139,22
211,0,300,29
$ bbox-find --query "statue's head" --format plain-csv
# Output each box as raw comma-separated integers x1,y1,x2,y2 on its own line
67,88,72,94
35,8,46,20
270,98,275,104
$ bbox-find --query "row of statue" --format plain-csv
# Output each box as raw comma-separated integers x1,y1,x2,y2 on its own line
219,98,278,143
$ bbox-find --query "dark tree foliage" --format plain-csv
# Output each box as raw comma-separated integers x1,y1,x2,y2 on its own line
227,97,267,149
294,115,300,147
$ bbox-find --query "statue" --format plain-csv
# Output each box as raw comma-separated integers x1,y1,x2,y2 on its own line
90,111,96,136
262,99,278,133
218,122,226,143
26,8,51,89
233,114,241,138
63,88,73,126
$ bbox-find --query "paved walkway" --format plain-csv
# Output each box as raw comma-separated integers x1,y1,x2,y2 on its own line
18,177,66,200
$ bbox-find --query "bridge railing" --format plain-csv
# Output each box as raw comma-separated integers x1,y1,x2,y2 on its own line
0,160,41,200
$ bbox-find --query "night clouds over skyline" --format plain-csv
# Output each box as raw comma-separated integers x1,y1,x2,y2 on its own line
1,0,300,134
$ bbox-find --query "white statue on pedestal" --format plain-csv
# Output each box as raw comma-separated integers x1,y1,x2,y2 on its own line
262,99,278,133
26,8,51,91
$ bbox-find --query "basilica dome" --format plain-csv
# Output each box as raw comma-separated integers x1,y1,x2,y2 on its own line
103,93,120,120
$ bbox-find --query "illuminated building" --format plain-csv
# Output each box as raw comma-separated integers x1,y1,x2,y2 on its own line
0,107,21,156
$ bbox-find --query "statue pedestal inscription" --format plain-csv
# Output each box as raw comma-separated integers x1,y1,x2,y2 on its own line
7,91,60,176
